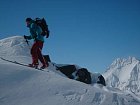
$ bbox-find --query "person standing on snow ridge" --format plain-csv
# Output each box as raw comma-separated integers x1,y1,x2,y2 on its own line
24,18,48,69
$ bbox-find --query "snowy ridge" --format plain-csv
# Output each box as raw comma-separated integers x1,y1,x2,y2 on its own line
103,57,140,96
0,36,31,57
0,36,140,105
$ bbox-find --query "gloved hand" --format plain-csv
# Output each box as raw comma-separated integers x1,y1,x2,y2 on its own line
24,35,28,39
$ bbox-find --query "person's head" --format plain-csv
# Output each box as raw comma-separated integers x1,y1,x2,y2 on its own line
26,18,32,27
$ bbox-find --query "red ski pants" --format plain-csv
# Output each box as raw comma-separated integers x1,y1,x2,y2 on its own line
31,41,46,65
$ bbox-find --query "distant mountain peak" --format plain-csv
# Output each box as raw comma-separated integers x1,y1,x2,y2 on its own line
108,57,138,70
103,56,140,96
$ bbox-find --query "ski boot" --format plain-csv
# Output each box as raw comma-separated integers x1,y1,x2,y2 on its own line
28,63,39,69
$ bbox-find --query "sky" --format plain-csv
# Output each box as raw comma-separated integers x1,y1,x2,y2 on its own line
0,0,140,73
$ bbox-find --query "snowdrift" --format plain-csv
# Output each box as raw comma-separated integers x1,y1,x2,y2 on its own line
0,36,31,57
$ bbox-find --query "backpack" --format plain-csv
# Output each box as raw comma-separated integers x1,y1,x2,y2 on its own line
34,18,50,38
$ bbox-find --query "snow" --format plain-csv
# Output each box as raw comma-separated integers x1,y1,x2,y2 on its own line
103,56,140,96
0,36,31,57
0,36,140,105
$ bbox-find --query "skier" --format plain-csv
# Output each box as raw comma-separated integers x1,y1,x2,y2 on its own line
24,18,48,69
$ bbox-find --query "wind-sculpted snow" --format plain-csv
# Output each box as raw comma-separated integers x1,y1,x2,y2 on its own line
0,36,31,57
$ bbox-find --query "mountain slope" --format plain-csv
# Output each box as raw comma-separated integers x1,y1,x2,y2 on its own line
0,36,31,57
1,58,140,105
0,36,140,105
103,57,140,96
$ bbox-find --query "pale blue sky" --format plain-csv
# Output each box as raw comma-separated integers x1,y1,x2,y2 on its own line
0,0,140,73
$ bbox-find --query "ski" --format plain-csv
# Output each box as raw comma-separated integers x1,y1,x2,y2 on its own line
0,57,46,71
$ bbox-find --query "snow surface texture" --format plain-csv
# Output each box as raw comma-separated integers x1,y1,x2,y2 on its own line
0,36,31,57
103,57,140,97
0,36,140,105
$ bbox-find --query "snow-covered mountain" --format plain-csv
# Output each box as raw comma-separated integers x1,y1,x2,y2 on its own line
103,57,140,96
0,36,140,105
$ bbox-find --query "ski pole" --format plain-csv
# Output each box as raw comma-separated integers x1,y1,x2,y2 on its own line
24,35,31,49
25,38,28,45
